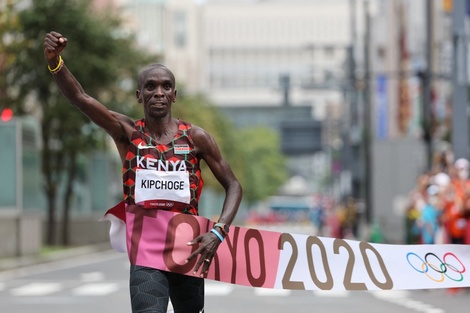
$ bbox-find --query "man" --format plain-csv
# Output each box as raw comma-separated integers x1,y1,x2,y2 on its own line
44,31,242,313
447,158,470,244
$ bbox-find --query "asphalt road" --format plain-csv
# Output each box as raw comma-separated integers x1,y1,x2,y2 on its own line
0,249,469,313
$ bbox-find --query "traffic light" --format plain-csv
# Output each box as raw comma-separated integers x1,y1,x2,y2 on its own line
1,108,13,122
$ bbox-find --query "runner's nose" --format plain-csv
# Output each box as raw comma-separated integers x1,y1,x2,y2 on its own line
154,86,164,97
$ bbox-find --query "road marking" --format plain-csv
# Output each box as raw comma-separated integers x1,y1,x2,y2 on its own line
313,290,349,297
10,282,61,296
73,283,119,296
204,283,234,296
371,290,444,313
371,290,410,298
81,271,105,282
0,282,4,291
254,288,291,296
204,284,348,298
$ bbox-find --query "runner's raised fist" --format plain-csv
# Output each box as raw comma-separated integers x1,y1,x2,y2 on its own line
44,31,68,62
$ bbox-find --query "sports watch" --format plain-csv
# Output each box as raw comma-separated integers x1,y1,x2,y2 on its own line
214,222,229,236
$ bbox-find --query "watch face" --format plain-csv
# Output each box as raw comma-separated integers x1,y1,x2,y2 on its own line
215,223,229,235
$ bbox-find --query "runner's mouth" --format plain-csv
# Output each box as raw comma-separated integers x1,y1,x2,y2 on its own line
151,102,166,108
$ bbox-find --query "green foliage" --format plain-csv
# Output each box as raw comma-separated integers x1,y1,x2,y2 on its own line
172,94,246,190
172,94,288,202
0,0,20,106
4,0,154,151
2,0,157,244
2,0,287,223
238,127,288,203
8,0,155,175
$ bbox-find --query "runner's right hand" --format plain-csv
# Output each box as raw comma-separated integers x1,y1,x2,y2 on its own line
44,31,67,62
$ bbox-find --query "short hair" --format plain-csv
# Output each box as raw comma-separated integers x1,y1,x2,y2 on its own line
137,63,176,89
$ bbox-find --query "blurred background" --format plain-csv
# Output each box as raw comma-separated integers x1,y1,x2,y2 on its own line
1,0,469,259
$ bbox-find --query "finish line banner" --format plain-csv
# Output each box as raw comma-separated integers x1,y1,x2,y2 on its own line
102,208,470,291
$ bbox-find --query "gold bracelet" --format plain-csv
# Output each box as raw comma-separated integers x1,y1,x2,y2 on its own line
50,60,64,75
48,55,63,73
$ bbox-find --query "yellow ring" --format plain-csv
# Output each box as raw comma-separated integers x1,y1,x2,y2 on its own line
48,55,63,72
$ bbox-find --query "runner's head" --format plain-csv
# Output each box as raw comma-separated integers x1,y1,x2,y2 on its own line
136,64,177,119
137,64,175,90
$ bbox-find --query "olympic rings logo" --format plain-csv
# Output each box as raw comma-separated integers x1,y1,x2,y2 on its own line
406,252,466,282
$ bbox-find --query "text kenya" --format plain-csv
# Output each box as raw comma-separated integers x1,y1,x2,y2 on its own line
136,156,188,171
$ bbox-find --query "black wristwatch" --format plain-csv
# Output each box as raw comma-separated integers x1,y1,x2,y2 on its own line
214,222,229,236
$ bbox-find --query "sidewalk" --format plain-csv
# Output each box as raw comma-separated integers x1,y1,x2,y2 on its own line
0,242,112,273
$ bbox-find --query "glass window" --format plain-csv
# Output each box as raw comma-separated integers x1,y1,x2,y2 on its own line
174,11,186,48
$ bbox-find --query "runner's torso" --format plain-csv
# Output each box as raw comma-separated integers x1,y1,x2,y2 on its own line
122,118,203,215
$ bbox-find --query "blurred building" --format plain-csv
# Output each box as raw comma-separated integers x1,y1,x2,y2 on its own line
122,0,349,113
116,0,352,196
113,0,435,242
46,0,462,242
363,0,456,242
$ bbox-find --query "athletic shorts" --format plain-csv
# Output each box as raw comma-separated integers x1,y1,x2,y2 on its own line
129,265,204,313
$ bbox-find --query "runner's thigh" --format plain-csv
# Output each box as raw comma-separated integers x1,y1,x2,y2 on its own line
130,265,170,313
168,271,204,313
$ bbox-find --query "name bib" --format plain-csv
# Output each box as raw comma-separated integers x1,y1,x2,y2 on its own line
135,169,190,208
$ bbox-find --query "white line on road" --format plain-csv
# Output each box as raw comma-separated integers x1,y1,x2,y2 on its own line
10,282,62,296
313,290,349,297
204,283,234,296
254,288,291,296
371,290,445,313
80,271,105,282
73,283,119,296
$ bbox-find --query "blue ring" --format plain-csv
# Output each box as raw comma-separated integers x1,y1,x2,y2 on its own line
210,228,224,242
406,252,428,273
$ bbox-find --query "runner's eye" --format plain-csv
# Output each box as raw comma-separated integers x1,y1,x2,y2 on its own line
145,83,155,90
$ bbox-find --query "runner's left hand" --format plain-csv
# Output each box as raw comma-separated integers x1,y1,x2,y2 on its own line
186,232,221,277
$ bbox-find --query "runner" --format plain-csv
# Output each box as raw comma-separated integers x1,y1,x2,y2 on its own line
43,31,242,313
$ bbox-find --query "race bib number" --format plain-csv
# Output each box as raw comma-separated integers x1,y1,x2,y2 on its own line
135,169,190,207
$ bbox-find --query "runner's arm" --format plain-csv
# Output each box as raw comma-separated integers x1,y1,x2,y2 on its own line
192,126,242,225
44,31,131,145
186,126,242,276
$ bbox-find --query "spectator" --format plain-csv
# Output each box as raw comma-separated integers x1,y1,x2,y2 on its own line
447,158,470,244
418,185,442,244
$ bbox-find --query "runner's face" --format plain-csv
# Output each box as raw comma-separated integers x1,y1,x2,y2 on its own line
137,67,176,118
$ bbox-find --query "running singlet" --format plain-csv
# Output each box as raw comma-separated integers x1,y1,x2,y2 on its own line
123,119,204,216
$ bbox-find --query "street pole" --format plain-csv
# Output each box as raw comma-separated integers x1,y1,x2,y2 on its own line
349,0,360,199
363,0,372,225
452,0,469,160
423,0,433,170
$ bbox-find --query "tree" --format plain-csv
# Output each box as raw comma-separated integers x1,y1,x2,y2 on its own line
172,94,247,190
172,94,288,204
238,127,288,203
3,0,287,246
5,0,155,245
0,0,19,108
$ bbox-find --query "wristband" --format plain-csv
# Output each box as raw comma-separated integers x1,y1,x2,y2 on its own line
210,228,224,242
48,55,64,74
